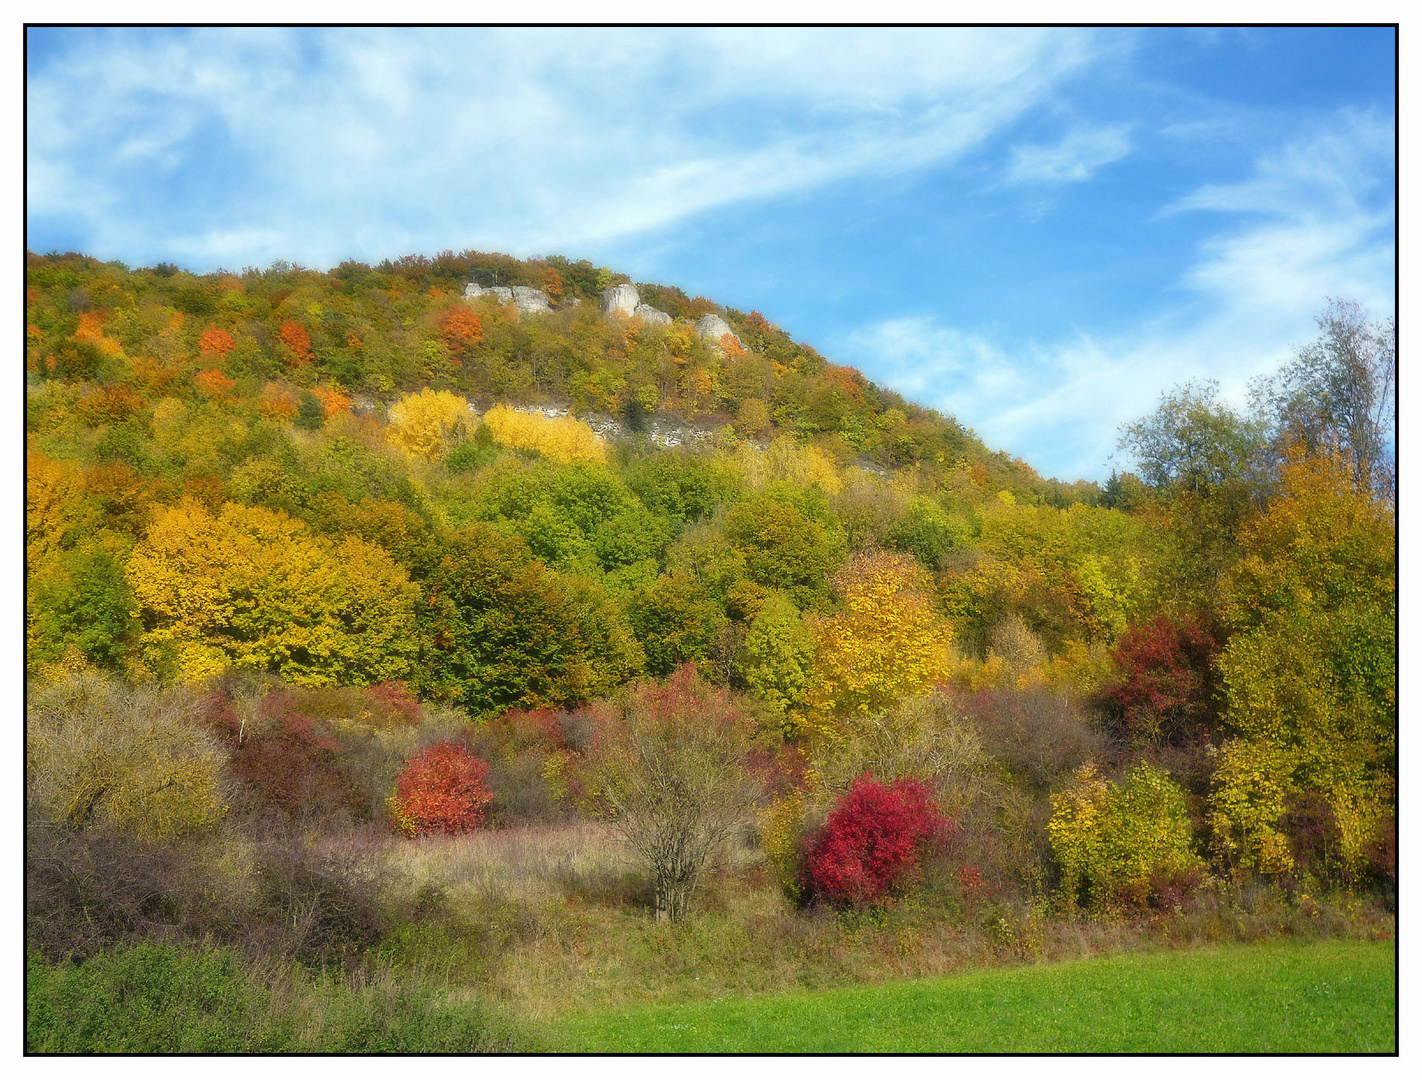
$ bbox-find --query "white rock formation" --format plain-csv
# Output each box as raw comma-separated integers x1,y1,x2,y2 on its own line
601,283,640,317
511,285,553,315
464,282,515,303
695,313,741,348
634,304,672,326
464,281,552,314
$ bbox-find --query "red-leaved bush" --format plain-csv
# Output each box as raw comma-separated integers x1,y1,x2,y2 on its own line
205,691,364,824
388,740,493,836
802,773,951,908
1103,612,1219,741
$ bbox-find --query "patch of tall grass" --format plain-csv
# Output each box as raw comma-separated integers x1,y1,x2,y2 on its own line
26,942,531,1053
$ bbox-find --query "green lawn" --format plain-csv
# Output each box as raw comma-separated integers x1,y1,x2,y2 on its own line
556,939,1396,1053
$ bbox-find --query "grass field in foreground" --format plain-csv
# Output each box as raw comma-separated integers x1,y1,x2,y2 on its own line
557,939,1395,1053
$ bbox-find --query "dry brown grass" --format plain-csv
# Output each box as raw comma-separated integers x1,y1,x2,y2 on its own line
381,822,634,906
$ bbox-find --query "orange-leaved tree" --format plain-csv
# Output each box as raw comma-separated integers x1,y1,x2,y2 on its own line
277,319,314,364
198,326,235,356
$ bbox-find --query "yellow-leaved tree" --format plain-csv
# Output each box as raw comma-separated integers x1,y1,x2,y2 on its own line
803,550,952,740
386,387,470,461
1209,447,1395,883
480,404,606,464
127,499,420,686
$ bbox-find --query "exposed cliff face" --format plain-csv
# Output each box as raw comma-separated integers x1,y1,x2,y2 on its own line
601,283,640,317
463,282,553,314
510,285,553,314
695,313,741,349
491,402,720,449
464,283,512,303
634,304,672,325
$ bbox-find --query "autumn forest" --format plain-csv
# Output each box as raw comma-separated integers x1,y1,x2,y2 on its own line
24,248,1396,1051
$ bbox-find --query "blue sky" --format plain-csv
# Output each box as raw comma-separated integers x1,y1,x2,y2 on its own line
26,26,1396,482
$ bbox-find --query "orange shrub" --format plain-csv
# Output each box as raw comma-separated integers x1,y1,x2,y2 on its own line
312,385,352,419
193,369,235,398
198,326,235,356
437,305,484,354
277,319,314,362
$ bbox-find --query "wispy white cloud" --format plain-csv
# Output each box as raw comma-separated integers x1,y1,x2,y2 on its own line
842,111,1395,482
1005,125,1133,184
1168,110,1395,319
26,27,1101,269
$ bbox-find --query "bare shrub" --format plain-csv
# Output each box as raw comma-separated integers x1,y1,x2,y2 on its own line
27,671,228,844
954,686,1111,789
250,835,389,964
26,826,238,961
818,691,988,793
587,665,764,922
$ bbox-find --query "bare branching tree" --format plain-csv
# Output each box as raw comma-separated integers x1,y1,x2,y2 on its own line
588,665,762,922
1252,298,1396,500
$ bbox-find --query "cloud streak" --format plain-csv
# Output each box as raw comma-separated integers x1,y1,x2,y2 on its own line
27,27,1100,269
1005,125,1133,184
842,111,1395,482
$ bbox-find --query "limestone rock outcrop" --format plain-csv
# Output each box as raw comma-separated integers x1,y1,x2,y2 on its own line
463,282,514,303
511,285,553,315
601,283,640,318
695,313,741,348
634,304,672,326
463,281,552,315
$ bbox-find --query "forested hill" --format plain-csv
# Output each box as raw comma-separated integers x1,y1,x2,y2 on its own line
24,249,1096,504
24,246,1396,909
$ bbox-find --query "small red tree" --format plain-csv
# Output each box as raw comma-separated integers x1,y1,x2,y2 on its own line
803,773,951,908
1103,612,1218,741
389,740,493,836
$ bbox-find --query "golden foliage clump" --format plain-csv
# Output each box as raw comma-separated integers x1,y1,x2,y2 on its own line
74,310,124,357
1047,762,1202,913
258,381,299,421
728,435,842,495
127,499,420,686
1210,447,1395,882
481,404,606,464
386,387,470,461
27,670,228,844
804,551,952,738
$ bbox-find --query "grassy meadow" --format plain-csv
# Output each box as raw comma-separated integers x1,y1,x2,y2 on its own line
28,819,1396,1053
555,939,1396,1053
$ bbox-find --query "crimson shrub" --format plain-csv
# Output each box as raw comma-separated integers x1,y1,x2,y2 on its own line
1104,613,1219,741
802,773,951,908
388,740,493,836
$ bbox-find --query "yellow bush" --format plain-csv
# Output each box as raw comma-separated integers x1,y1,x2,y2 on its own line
27,671,228,844
387,387,470,461
803,552,952,738
480,405,606,464
760,790,808,897
1048,761,1202,913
